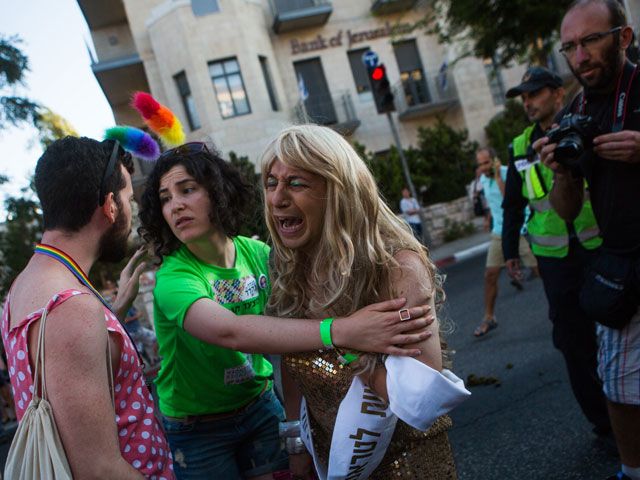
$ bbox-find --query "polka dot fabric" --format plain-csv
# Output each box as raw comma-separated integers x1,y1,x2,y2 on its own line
1,290,174,479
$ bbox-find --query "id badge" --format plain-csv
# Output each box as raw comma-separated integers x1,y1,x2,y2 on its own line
515,154,540,172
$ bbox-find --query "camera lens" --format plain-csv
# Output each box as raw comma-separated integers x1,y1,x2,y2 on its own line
555,133,583,166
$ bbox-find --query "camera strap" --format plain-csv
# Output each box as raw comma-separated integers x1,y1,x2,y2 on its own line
578,61,638,132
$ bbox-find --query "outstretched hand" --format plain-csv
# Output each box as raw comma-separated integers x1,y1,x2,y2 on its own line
113,247,148,321
332,298,435,357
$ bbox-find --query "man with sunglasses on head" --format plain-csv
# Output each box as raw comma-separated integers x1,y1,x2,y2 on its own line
538,1,640,478
1,137,174,478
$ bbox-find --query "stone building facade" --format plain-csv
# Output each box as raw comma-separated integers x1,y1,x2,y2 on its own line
77,0,570,187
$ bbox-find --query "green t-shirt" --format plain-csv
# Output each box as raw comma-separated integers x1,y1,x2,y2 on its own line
153,236,273,417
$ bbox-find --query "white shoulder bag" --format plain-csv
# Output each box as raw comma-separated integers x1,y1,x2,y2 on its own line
4,305,116,479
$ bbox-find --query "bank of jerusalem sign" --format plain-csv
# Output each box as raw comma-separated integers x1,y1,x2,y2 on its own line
290,22,414,55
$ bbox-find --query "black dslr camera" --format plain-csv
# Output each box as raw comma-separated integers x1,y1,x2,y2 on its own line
546,114,602,167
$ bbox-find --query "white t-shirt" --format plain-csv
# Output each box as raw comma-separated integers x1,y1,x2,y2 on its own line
400,197,420,224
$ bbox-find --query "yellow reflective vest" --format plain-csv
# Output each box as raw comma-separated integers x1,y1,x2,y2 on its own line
513,125,602,258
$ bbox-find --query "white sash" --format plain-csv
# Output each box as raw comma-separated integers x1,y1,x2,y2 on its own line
300,356,471,480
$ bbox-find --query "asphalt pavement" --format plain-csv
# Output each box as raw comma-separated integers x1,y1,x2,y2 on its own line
442,253,618,480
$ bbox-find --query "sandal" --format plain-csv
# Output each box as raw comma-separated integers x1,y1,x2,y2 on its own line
473,317,498,337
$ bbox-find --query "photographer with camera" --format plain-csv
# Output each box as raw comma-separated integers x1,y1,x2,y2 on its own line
501,67,610,442
538,2,640,478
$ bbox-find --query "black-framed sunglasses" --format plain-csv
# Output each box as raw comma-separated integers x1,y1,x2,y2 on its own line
99,140,121,207
159,141,210,160
559,26,622,57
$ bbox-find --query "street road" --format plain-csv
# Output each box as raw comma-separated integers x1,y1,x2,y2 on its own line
445,254,618,479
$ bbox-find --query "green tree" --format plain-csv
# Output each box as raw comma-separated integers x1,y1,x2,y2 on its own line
34,107,78,149
0,35,39,130
484,99,530,162
0,105,79,297
228,151,267,240
422,0,573,67
0,184,43,297
413,118,478,204
360,117,478,210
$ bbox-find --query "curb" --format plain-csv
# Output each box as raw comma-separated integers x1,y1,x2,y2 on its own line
434,241,490,269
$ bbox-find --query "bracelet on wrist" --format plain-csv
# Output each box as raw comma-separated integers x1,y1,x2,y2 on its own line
319,317,335,349
336,349,359,366
279,420,301,438
285,436,307,455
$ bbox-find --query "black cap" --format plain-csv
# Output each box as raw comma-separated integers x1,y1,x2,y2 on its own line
505,67,563,98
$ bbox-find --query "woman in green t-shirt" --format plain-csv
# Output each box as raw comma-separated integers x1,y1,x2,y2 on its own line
138,143,434,479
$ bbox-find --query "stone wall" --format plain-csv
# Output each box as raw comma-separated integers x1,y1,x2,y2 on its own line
421,196,482,247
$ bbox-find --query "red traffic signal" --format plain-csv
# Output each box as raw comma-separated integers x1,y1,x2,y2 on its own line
367,63,395,114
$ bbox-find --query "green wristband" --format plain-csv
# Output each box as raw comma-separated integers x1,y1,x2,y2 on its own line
337,352,359,366
320,317,334,349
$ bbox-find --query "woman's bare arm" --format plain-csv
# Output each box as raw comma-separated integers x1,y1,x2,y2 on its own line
366,250,442,402
183,297,433,356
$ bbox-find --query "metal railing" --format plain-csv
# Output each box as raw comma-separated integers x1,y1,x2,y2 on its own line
392,70,459,115
294,91,359,129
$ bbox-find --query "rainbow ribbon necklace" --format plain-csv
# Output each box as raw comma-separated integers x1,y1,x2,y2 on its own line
34,243,112,311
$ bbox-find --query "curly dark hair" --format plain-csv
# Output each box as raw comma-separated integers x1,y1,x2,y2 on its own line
35,136,133,232
138,143,254,261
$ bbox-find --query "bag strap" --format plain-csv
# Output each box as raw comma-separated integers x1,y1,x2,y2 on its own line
32,307,49,401
106,332,115,406
32,305,115,405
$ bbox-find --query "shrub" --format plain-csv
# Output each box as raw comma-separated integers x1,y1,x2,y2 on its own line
442,219,476,242
484,99,530,162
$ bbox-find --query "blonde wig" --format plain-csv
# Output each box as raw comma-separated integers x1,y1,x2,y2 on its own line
261,125,444,375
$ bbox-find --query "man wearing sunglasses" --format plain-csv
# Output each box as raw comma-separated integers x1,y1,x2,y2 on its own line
538,1,640,479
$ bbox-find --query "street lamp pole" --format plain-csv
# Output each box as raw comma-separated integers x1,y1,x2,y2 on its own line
386,111,431,246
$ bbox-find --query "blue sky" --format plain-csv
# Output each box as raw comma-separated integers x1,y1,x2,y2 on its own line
0,0,114,214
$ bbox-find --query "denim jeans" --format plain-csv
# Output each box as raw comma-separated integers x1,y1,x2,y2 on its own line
162,389,288,479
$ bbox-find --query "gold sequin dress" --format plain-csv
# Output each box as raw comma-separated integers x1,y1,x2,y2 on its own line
283,350,458,479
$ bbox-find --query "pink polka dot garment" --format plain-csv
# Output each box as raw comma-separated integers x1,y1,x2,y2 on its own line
1,289,174,479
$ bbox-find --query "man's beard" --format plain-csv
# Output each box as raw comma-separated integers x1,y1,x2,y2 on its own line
98,206,130,263
570,39,624,91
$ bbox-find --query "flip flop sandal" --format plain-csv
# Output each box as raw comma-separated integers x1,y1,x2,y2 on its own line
474,318,498,337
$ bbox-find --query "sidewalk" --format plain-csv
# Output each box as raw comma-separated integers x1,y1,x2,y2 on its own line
429,230,491,268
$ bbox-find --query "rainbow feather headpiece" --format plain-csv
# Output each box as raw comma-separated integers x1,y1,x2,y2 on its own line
131,92,185,148
104,126,160,161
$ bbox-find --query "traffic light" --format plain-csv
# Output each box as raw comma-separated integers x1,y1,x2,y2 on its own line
367,64,395,114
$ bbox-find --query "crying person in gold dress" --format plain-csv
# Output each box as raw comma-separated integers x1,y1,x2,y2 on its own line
260,125,468,480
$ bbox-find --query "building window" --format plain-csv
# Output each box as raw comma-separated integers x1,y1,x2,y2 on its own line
484,58,505,105
208,58,251,119
174,71,201,131
259,56,279,111
347,48,371,94
192,0,220,16
393,39,430,106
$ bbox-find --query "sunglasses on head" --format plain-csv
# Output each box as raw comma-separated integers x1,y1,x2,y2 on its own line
159,142,210,160
99,140,122,207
